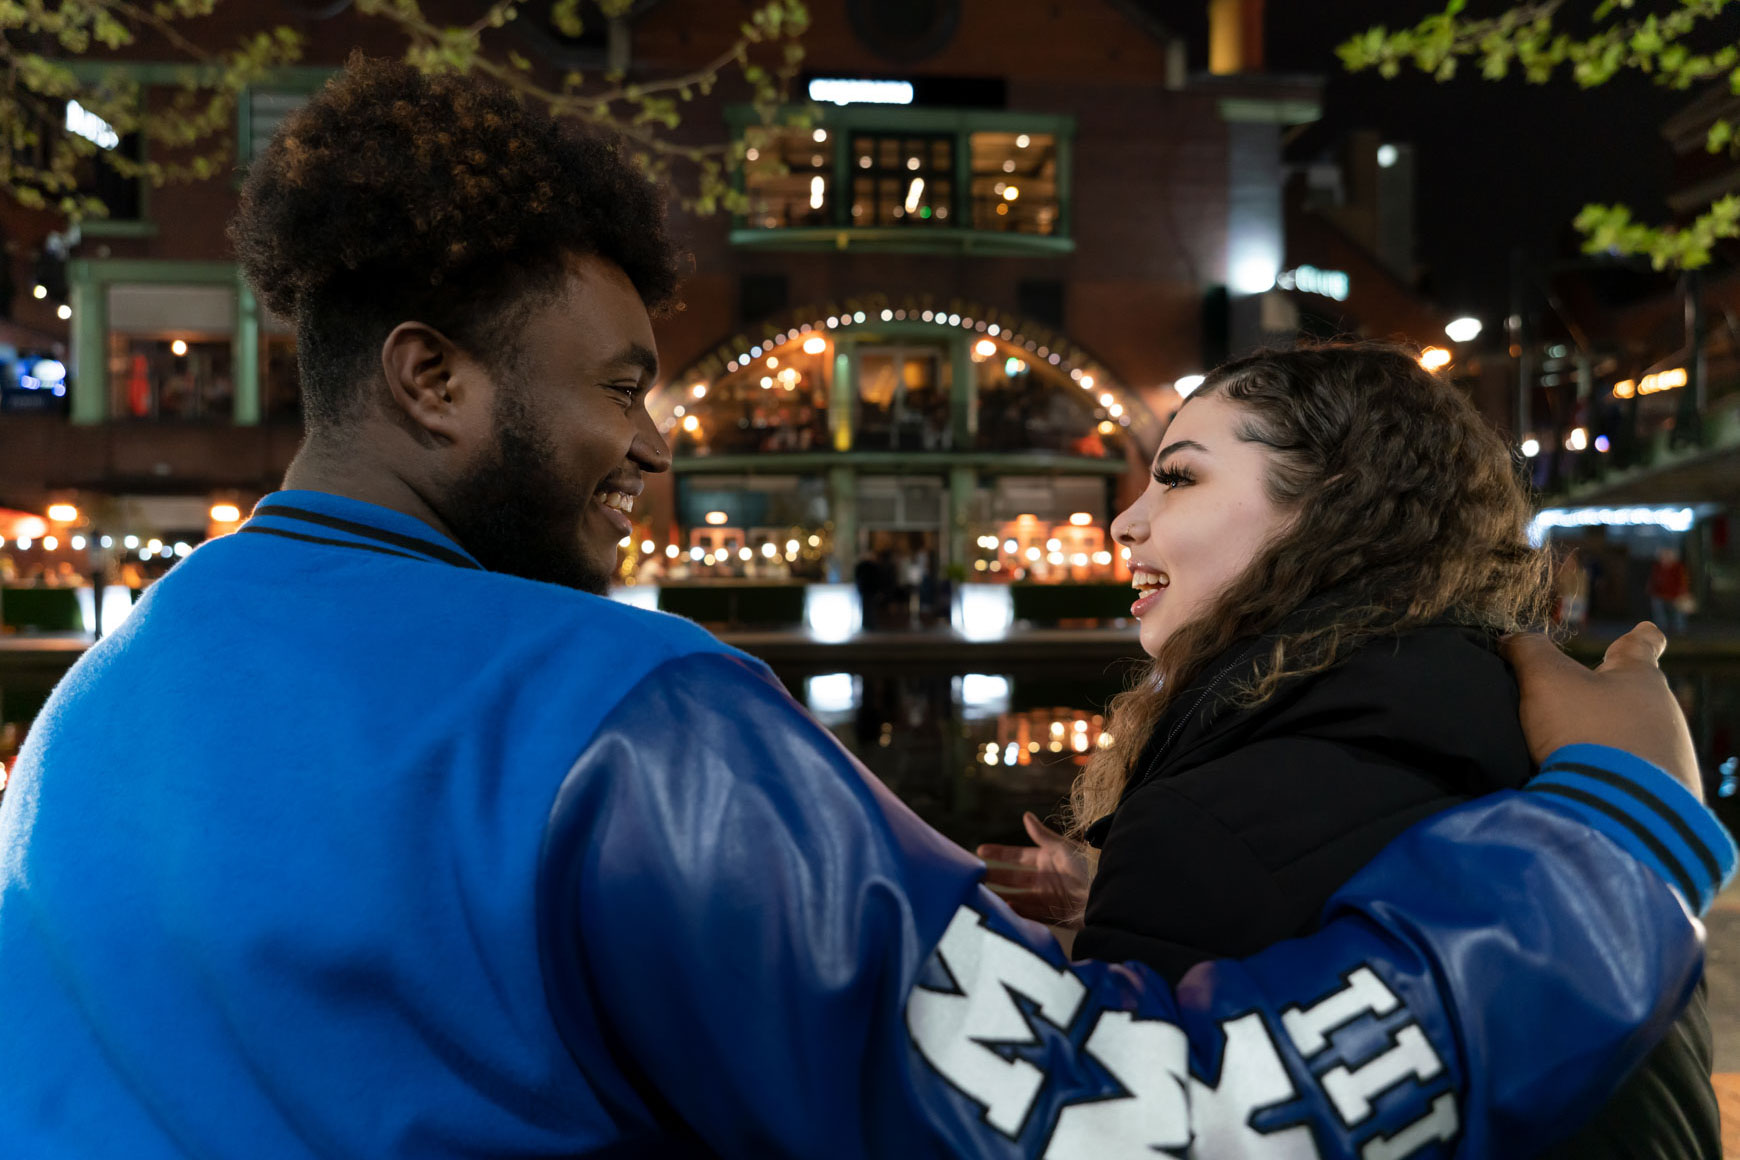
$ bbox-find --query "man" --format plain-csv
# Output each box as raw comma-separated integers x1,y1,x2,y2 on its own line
0,59,1730,1158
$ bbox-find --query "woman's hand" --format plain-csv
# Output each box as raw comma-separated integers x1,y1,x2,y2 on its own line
976,812,1093,930
1503,622,1702,800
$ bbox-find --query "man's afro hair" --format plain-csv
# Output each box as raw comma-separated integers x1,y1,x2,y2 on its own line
229,54,682,427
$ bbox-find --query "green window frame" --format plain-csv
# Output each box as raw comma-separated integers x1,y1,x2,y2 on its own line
726,106,1075,257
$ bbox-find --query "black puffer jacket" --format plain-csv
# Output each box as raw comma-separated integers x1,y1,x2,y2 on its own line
1077,622,1717,1159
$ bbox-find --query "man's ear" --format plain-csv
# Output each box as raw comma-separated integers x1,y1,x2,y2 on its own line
379,322,473,444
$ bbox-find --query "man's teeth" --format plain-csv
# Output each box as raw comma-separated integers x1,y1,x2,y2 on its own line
1131,568,1170,592
601,491,635,515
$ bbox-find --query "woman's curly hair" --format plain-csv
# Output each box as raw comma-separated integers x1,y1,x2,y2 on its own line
1068,340,1555,838
230,53,683,431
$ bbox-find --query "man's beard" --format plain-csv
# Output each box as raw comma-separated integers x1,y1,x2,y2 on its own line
443,389,614,594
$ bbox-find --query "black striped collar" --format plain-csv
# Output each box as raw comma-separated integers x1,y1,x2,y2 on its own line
244,492,484,571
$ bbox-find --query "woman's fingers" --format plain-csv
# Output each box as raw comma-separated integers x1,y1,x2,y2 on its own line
1598,621,1668,673
976,843,1041,868
1021,811,1065,847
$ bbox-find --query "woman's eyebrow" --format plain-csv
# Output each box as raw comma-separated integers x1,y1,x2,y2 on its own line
1154,438,1208,466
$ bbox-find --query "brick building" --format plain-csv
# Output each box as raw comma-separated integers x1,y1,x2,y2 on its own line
0,0,1324,584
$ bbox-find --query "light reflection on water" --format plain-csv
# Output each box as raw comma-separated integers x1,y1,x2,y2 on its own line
781,660,1740,853
3,662,1737,847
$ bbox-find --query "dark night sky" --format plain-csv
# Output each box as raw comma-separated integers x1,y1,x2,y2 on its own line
1151,1,1694,322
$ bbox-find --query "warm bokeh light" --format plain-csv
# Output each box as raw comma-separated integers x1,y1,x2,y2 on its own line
1418,346,1452,371
209,503,242,523
46,503,79,523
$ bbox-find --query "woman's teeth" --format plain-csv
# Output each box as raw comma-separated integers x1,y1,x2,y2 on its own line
1131,568,1170,592
601,491,635,515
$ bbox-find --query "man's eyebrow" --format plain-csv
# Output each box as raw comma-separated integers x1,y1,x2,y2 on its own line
1154,438,1208,465
605,343,659,383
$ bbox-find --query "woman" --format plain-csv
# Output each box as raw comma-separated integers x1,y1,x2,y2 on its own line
981,342,1716,1157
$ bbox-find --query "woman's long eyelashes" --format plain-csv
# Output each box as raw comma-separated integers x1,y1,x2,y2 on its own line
1153,465,1194,489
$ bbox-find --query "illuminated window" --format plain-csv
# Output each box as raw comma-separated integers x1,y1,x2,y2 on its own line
674,334,833,456
973,336,1122,457
743,126,835,229
970,132,1058,235
851,132,953,227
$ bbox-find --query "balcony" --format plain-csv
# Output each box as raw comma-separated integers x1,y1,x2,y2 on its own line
729,108,1074,258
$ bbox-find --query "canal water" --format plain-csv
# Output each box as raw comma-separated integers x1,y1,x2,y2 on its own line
762,657,1740,852
4,656,1739,849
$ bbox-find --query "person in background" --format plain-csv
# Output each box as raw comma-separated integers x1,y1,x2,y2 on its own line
1650,546,1693,635
0,60,1729,1160
984,342,1720,1158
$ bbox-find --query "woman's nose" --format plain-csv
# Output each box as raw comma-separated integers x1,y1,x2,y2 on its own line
1112,504,1145,546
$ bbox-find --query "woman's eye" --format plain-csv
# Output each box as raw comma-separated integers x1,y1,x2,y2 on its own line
1153,467,1192,489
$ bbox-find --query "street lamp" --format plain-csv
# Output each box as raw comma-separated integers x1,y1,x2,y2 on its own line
1445,317,1482,343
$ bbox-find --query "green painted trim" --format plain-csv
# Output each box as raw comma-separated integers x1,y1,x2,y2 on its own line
79,219,158,239
828,465,857,574
950,334,973,450
1054,133,1074,240
672,451,1128,476
234,283,261,426
728,227,1074,257
1216,96,1321,125
947,464,976,572
831,342,854,452
69,275,108,426
71,258,237,285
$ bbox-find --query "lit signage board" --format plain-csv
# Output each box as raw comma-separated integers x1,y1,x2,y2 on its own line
807,78,915,106
1276,265,1350,302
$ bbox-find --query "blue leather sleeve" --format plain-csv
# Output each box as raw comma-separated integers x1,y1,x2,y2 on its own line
537,652,1707,1159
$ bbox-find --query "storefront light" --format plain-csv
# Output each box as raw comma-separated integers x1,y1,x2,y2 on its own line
738,547,753,562
57,304,71,320
1045,538,1062,551
802,336,827,355
42,535,58,551
974,338,997,358
665,544,680,559
1174,374,1205,398
47,503,79,523
100,535,113,548
16,538,31,551
210,503,241,523
1025,547,1041,561
689,546,704,561
71,536,86,550
786,539,800,553
32,284,47,300
1069,513,1092,526
705,511,729,525
691,383,708,398
761,543,777,558
641,539,656,554
173,542,191,557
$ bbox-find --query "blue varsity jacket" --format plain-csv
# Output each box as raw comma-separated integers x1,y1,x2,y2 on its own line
0,489,1731,1159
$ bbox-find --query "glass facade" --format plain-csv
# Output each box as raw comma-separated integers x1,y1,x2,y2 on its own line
734,112,1070,244
969,131,1059,235
849,132,954,227
742,126,833,230
105,283,237,422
